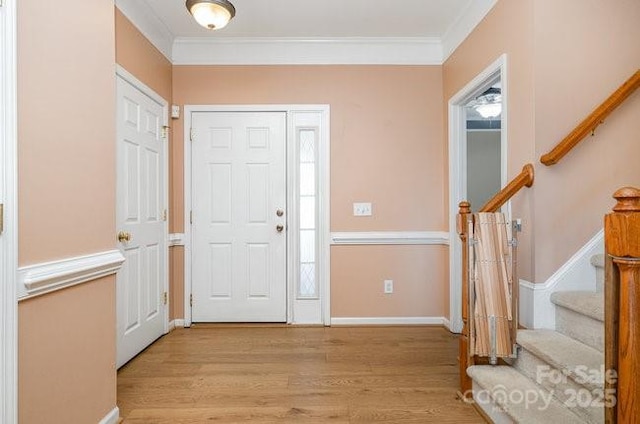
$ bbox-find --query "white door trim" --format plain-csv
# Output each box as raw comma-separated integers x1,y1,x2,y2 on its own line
183,105,331,326
0,0,18,422
447,54,508,333
115,65,170,335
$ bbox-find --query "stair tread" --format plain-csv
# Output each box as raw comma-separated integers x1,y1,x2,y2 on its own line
468,365,586,423
517,330,604,390
551,291,604,322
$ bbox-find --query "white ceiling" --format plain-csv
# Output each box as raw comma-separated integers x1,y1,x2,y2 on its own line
116,0,498,64
145,0,471,39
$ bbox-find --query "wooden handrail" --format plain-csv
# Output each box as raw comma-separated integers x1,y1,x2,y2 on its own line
540,70,640,166
604,187,640,423
480,164,534,212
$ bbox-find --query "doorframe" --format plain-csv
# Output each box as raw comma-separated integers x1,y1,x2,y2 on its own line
115,65,170,335
0,0,18,422
183,105,331,326
448,54,508,333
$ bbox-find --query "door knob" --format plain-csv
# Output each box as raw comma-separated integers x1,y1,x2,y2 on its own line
276,224,284,233
117,231,132,243
276,209,284,217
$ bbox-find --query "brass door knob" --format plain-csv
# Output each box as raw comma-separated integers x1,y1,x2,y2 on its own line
117,231,132,243
276,225,284,233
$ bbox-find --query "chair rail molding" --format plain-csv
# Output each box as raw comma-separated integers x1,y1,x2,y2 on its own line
330,231,449,246
18,250,125,300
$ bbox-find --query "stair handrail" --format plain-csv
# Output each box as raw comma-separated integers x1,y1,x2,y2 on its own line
480,163,535,212
604,186,640,424
540,70,640,166
457,163,534,397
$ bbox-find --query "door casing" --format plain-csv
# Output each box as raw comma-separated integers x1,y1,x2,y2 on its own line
448,54,508,333
0,0,18,422
183,105,331,326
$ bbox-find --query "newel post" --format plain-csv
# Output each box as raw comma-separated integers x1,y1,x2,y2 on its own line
605,187,640,424
457,201,473,397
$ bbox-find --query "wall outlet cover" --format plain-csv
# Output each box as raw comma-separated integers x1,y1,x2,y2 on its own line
353,202,372,216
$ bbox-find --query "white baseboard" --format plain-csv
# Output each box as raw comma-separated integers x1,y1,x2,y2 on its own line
519,229,603,330
169,319,185,331
98,406,119,424
330,317,445,326
443,317,451,331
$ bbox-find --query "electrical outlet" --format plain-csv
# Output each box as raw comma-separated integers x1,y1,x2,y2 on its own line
353,202,372,216
384,279,393,294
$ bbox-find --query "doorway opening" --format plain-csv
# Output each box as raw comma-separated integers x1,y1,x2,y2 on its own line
448,54,508,333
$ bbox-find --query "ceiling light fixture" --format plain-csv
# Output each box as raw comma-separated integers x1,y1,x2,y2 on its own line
186,0,236,30
474,87,502,119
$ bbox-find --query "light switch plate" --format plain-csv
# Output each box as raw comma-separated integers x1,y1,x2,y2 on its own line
171,105,180,119
353,202,372,216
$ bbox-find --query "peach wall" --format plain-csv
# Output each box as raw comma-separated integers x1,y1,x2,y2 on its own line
19,277,116,424
172,65,447,318
531,0,640,281
17,0,118,421
444,0,640,283
18,0,116,266
331,246,447,317
443,0,536,280
115,8,172,109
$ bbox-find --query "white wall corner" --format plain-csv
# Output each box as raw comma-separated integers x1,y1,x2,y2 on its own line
519,230,604,330
172,37,442,65
98,406,120,424
441,0,498,61
115,0,174,61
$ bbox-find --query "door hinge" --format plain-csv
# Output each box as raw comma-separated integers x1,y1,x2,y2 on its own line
162,209,167,221
0,204,3,234
190,294,193,307
163,291,168,305
190,210,193,224
190,128,194,141
162,126,170,139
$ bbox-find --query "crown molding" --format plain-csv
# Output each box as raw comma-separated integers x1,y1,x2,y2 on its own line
441,0,498,61
115,1,498,65
115,1,174,61
172,37,442,65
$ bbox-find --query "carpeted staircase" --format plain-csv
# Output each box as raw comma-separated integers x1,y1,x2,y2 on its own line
467,254,605,423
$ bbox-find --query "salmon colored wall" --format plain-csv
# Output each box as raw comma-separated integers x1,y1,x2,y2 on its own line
17,0,118,422
444,0,640,284
172,65,446,318
331,246,447,317
114,9,172,107
19,278,116,424
114,7,177,319
531,0,640,281
18,0,116,266
443,0,536,280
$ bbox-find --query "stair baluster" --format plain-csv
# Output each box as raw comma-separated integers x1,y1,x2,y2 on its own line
604,187,640,424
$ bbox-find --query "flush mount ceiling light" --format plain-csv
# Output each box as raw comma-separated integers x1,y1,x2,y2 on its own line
186,0,236,30
474,87,502,119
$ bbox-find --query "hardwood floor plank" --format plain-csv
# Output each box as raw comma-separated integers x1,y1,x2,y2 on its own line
117,326,484,423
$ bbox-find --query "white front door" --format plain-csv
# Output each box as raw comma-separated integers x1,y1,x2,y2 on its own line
116,75,167,367
191,111,287,322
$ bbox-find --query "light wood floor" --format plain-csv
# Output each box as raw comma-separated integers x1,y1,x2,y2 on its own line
117,325,484,423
